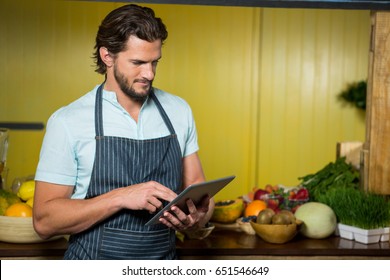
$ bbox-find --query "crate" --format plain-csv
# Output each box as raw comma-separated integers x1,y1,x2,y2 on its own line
336,141,363,170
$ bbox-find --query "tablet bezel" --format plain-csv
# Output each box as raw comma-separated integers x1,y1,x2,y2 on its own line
145,175,235,226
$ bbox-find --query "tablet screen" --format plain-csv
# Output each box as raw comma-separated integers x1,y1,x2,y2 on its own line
145,175,235,226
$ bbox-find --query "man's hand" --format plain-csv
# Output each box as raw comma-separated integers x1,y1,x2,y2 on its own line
158,195,211,231
121,181,178,214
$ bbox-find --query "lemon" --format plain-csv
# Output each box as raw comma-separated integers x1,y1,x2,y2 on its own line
17,180,35,201
26,197,34,208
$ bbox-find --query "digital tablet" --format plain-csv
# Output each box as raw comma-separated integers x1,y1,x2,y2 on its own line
145,175,235,226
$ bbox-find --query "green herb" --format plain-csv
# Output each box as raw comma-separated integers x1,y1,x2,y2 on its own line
298,157,360,202
338,80,367,110
317,187,390,229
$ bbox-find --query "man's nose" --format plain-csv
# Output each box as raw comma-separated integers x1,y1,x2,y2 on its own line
142,63,155,81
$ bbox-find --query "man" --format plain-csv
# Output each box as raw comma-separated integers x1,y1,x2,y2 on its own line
33,4,214,260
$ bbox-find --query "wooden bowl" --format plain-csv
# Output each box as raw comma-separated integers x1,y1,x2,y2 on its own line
183,224,215,240
250,220,302,244
0,216,61,243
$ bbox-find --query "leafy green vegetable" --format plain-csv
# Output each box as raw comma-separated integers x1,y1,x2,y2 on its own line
298,157,359,202
298,157,390,229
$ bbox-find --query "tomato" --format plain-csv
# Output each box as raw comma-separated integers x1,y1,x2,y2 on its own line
296,188,309,199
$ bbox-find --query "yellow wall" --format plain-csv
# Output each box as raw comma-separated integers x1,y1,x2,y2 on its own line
257,9,369,188
0,1,369,200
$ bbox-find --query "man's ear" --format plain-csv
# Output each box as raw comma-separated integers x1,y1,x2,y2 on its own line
99,47,114,68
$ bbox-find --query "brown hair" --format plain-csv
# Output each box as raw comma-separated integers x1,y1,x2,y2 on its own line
93,4,168,74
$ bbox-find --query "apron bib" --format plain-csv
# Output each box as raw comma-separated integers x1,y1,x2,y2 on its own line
64,84,183,259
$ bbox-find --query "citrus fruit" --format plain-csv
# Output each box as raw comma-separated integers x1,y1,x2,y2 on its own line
17,180,35,201
26,198,34,208
244,200,267,217
5,202,33,217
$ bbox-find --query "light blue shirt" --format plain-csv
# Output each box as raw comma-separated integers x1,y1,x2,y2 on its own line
35,85,199,199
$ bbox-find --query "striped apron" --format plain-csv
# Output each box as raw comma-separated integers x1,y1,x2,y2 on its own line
64,83,183,259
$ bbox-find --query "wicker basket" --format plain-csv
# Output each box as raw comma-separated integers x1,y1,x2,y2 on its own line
0,216,61,243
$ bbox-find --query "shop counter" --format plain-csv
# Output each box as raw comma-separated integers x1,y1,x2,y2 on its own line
1,230,389,260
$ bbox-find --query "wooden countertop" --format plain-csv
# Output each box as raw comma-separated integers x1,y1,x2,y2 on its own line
177,230,390,259
1,230,389,260
0,238,68,259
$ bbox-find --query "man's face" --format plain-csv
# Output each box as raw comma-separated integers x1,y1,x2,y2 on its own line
113,36,162,102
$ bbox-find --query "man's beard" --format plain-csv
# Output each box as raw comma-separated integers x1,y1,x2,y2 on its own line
113,65,152,103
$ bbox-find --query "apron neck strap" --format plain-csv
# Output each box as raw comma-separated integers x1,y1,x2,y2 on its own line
150,90,176,135
95,83,105,137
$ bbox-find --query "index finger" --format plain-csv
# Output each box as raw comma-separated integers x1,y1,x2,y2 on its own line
150,181,178,202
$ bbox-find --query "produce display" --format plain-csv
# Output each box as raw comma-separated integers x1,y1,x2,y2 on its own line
0,180,65,244
248,184,309,213
298,156,390,232
211,183,310,243
0,180,35,217
209,155,390,245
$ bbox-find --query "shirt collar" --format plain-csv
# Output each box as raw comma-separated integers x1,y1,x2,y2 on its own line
101,87,152,110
